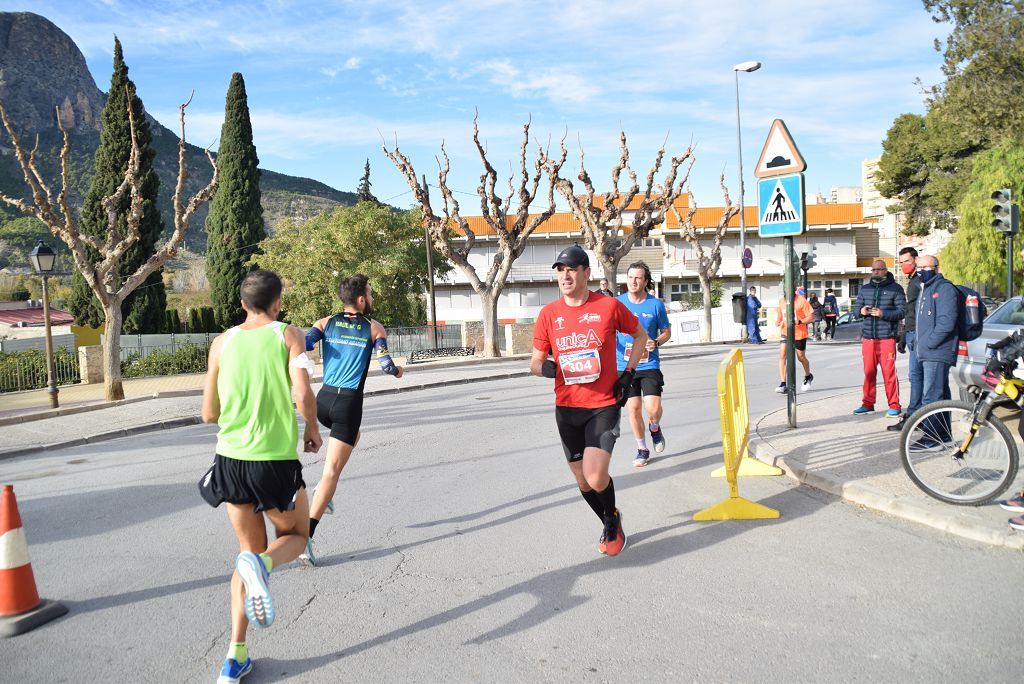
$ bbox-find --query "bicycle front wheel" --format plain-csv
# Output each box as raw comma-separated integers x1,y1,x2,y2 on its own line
899,399,1019,506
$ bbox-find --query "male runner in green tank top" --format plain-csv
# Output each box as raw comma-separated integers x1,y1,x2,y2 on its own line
199,269,322,684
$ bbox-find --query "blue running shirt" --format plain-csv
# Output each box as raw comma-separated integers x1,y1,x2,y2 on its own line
321,313,374,390
615,293,670,371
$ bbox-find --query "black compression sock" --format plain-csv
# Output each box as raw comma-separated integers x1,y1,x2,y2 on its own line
596,478,616,521
579,488,604,521
309,518,319,538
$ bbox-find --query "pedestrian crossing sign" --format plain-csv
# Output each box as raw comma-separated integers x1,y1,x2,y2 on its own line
757,173,805,237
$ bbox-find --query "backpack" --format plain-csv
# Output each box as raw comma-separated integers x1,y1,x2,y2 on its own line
955,285,987,341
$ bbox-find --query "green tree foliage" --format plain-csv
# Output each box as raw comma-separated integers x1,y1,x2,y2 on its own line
356,158,377,204
252,203,450,327
205,73,265,330
940,143,1024,294
67,38,167,332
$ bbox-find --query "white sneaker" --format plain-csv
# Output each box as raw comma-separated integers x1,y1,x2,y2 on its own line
801,374,813,392
775,383,787,394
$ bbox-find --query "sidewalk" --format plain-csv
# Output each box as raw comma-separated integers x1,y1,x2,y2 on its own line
750,389,1024,551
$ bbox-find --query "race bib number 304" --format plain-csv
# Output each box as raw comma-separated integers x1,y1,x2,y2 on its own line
559,349,601,385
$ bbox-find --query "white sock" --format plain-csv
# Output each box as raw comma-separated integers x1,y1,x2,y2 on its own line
649,421,660,432
636,438,648,450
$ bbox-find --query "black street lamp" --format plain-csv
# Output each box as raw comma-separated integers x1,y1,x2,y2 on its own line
29,240,59,408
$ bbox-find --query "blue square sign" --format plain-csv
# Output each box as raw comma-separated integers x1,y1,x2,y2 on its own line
757,172,805,237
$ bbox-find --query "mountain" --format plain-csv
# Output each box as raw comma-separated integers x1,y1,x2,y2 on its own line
0,11,357,250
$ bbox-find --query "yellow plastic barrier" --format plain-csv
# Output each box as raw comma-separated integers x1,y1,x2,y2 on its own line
694,348,781,521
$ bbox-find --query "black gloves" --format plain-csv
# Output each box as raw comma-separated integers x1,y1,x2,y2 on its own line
541,359,557,378
897,332,906,354
614,368,636,407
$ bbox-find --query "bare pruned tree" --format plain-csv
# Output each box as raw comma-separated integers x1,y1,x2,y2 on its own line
0,93,218,400
541,132,694,287
671,171,739,342
383,113,563,356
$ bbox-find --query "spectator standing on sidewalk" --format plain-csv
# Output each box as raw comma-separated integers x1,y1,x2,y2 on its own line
746,286,764,344
597,279,615,297
822,288,839,340
808,293,824,341
853,259,906,417
889,247,922,432
911,255,958,448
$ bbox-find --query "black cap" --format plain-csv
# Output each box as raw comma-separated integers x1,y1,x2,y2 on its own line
552,244,589,269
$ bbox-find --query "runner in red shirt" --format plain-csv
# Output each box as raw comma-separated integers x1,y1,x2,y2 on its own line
531,244,648,556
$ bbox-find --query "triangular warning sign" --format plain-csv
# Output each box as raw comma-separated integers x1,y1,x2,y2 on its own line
761,179,799,224
754,119,806,178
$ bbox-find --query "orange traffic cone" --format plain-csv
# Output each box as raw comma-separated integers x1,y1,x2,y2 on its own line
0,485,67,637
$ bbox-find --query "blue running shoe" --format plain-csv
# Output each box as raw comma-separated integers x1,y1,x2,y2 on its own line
298,537,317,567
236,552,274,627
852,406,874,415
649,425,666,454
633,449,650,468
325,498,335,515
217,657,252,684
886,408,901,418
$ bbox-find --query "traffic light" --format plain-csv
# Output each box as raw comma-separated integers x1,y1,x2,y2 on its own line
992,188,1019,234
805,245,817,270
799,251,808,271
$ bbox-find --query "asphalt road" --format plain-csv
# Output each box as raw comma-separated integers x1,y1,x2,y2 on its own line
2,343,1021,682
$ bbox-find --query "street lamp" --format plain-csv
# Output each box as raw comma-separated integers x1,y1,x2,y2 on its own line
29,240,59,408
734,60,761,339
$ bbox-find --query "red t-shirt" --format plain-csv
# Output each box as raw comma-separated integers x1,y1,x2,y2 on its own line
533,292,639,408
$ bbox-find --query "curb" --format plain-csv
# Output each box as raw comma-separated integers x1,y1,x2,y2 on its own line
0,370,535,461
748,404,1024,552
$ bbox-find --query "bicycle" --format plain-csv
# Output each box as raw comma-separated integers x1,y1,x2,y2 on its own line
899,331,1024,505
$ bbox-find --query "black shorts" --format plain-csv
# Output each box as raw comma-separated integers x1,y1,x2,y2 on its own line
198,455,305,513
317,385,363,445
626,369,664,398
554,405,621,462
781,337,807,351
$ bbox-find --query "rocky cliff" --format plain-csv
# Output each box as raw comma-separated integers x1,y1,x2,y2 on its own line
0,11,355,249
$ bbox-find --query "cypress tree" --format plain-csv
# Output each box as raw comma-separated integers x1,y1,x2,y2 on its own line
171,309,182,334
205,72,265,329
356,158,377,204
188,308,202,333
67,38,167,332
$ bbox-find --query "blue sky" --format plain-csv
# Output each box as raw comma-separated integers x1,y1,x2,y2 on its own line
10,1,946,212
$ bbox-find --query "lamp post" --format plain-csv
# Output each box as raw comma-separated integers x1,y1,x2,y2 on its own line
733,60,761,339
29,240,59,408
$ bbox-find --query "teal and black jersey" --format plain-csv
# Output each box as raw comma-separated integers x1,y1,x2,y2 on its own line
321,312,374,391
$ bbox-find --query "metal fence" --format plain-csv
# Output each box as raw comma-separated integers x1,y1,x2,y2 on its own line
384,324,463,357
0,349,81,393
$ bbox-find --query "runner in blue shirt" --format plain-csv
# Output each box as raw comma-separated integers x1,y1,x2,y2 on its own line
615,261,671,467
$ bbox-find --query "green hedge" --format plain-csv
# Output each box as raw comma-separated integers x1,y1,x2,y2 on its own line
120,341,209,378
0,347,80,392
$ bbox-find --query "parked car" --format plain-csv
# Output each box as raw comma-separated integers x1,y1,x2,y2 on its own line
831,310,864,341
953,296,1024,401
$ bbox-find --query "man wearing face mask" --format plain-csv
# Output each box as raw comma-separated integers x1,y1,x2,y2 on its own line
911,255,959,450
852,259,906,416
889,247,921,432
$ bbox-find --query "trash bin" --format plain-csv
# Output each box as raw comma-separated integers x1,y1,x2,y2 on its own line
731,292,747,324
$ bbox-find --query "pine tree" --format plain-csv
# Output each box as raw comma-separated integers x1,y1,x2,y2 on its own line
67,38,167,332
356,158,377,204
205,72,265,330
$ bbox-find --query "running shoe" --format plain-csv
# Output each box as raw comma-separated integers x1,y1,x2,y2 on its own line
998,492,1024,513
236,552,274,628
886,417,906,432
600,510,626,557
633,449,650,468
1009,514,1024,531
801,374,813,392
852,406,874,415
325,498,335,515
649,425,666,454
217,658,252,684
775,383,787,394
298,538,317,566
886,408,901,418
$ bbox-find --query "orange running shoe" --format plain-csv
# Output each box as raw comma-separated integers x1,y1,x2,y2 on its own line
600,510,626,556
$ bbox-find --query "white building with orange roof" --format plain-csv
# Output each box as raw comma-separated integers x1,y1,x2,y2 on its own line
428,179,897,325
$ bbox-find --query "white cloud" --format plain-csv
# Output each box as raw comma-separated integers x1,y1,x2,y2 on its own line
344,56,361,70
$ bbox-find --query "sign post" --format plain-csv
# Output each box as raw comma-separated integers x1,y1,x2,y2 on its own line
755,120,806,428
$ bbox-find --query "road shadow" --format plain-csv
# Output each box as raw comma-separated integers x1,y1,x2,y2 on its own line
248,488,818,681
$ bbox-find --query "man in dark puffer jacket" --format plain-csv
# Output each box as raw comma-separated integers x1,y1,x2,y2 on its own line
853,259,906,416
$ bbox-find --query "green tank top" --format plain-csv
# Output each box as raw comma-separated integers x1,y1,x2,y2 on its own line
215,321,298,461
